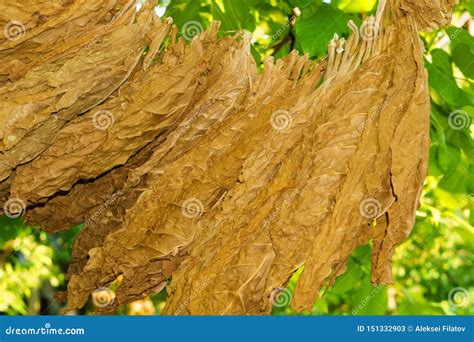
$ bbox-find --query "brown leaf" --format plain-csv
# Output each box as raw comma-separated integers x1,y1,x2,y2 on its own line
0,0,450,315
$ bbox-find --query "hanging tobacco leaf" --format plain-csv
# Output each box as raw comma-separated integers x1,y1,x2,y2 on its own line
0,0,457,314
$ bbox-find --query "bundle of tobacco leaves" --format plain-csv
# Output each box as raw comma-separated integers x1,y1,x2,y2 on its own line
0,0,457,314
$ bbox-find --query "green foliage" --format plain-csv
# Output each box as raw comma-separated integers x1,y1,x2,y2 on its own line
0,217,57,314
0,216,79,314
293,3,354,58
333,0,377,13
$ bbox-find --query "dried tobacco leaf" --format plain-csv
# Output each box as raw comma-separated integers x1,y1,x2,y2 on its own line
0,2,156,183
0,0,134,83
10,22,243,202
0,0,457,315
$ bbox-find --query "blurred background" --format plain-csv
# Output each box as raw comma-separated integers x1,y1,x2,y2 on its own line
1,0,473,315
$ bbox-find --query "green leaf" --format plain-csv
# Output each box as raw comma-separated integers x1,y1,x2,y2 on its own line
352,279,387,315
447,27,474,79
436,144,461,172
0,217,25,248
288,0,318,10
432,49,453,76
463,0,474,13
336,0,377,13
447,27,474,49
211,0,256,32
425,53,471,108
294,3,352,58
452,43,474,79
165,0,204,28
430,109,447,147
